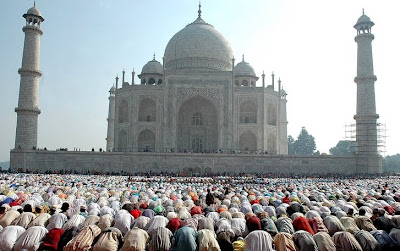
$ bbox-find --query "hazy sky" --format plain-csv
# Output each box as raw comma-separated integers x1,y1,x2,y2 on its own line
1,0,399,162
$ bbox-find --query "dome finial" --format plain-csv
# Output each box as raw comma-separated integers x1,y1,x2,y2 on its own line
153,53,155,60
242,54,245,62
34,0,36,7
198,1,202,18
362,8,364,15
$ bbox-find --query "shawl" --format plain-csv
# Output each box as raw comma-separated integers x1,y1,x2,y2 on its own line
246,216,261,233
64,225,101,251
308,217,329,234
243,230,273,251
339,217,360,234
323,215,345,236
92,227,122,251
261,217,278,236
167,217,182,233
277,217,295,234
173,226,198,251
274,232,296,251
353,230,381,251
370,230,400,251
198,217,214,231
355,215,377,231
293,230,318,251
198,229,221,251
293,216,315,235
332,231,362,251
120,227,149,251
39,228,64,250
148,227,173,251
312,232,336,251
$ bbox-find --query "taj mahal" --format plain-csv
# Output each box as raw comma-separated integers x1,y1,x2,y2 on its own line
106,5,287,155
10,4,382,174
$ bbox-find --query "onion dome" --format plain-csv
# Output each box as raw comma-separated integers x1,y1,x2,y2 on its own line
164,4,233,72
141,56,163,75
234,56,256,76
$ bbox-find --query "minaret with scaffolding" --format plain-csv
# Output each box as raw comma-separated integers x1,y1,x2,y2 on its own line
353,11,382,173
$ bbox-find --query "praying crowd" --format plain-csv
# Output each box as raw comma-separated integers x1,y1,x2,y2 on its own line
0,174,399,250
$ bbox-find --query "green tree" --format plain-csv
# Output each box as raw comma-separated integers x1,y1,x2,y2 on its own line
383,154,400,173
329,140,355,155
288,127,317,155
288,135,295,155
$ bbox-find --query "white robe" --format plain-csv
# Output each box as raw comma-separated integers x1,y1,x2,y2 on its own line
0,225,26,251
13,226,48,251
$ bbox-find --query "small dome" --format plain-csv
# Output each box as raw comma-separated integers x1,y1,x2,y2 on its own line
27,6,41,17
354,13,374,29
141,58,163,75
356,14,371,24
109,86,116,93
280,89,287,96
234,60,256,76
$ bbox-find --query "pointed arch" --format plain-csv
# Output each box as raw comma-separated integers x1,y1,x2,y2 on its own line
267,103,277,126
138,129,156,152
267,133,277,154
239,131,257,152
118,130,127,151
240,100,257,123
118,100,128,123
138,98,156,122
177,95,218,152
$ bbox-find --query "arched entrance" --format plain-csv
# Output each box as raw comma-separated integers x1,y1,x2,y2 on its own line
239,131,257,152
118,130,127,151
138,129,155,152
177,95,218,152
267,133,277,154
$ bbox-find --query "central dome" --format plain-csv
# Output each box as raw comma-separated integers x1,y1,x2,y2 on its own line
164,16,233,72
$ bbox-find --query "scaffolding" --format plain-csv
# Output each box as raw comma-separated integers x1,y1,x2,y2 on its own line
344,122,387,156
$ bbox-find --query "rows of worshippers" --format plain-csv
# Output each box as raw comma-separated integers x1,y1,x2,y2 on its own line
0,174,399,250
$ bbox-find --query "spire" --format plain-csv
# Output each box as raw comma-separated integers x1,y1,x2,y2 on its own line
132,68,135,85
198,1,202,18
272,71,275,89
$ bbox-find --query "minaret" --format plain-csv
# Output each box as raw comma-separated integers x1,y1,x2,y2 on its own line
106,85,116,151
353,11,381,173
354,11,379,156
15,4,44,150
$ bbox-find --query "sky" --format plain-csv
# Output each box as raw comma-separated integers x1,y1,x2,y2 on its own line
1,0,399,162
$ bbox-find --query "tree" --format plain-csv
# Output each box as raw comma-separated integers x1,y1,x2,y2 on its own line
288,127,317,155
383,154,400,173
329,140,355,155
288,135,295,155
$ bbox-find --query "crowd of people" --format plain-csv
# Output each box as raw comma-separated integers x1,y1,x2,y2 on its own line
0,173,399,250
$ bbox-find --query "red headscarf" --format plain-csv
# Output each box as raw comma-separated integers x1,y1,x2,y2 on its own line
39,228,64,250
293,216,315,235
167,218,183,233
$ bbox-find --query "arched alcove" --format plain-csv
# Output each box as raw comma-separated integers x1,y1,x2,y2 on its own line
239,101,257,123
267,104,277,126
118,100,128,123
239,131,257,151
118,130,127,151
267,133,277,154
138,129,155,152
138,98,156,122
